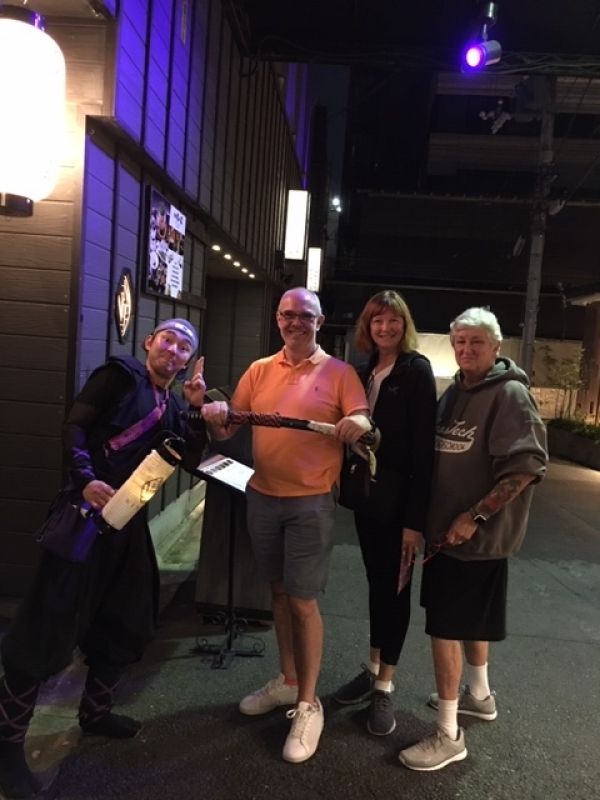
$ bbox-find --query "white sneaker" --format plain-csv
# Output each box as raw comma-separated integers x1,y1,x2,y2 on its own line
282,699,324,763
239,674,298,716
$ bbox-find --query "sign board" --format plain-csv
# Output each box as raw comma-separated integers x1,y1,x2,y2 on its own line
196,454,254,494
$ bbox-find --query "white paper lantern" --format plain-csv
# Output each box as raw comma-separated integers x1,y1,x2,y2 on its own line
0,11,66,204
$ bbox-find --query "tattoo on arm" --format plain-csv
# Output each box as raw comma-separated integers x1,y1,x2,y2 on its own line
477,474,535,519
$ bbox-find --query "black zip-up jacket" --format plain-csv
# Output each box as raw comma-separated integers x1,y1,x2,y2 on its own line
357,350,437,531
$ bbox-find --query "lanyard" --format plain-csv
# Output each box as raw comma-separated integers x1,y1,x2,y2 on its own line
104,387,169,455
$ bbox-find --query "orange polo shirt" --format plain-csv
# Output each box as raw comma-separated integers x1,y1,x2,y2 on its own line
231,346,368,497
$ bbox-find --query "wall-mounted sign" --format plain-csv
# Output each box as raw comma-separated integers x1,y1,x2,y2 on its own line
284,189,309,260
115,269,134,343
144,186,186,299
306,247,322,292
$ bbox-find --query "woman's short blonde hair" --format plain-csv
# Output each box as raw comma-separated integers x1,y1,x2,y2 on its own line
354,290,419,354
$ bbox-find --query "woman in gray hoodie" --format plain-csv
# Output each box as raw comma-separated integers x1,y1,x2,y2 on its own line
399,307,547,773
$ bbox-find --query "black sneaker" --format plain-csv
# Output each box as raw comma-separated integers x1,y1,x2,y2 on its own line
335,665,376,705
367,690,396,735
80,712,142,738
0,743,41,800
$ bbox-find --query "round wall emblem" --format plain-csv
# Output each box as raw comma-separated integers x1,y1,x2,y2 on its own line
115,269,134,343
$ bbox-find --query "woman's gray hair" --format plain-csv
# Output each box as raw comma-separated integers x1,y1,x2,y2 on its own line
450,307,503,344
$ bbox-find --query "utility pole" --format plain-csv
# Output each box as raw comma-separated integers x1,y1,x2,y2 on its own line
520,76,556,379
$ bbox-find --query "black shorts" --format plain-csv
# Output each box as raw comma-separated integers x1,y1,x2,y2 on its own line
420,553,508,641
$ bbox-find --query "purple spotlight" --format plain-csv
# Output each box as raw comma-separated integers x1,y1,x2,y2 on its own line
465,45,484,69
463,40,502,70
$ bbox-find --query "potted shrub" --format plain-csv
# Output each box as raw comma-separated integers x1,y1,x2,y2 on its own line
546,417,600,470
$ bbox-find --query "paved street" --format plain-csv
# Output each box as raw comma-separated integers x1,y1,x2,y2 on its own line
2,458,599,800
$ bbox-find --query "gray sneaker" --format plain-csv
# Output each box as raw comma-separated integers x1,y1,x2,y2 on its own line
367,690,396,736
398,728,467,771
335,665,376,705
427,686,497,721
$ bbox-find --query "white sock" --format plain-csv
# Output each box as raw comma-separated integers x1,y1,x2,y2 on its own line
437,699,459,740
374,679,393,693
368,659,380,676
464,662,490,700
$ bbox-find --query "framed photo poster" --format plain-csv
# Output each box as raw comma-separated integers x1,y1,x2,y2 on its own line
145,187,186,299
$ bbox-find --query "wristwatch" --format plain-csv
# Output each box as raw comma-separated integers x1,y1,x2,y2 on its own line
468,505,489,523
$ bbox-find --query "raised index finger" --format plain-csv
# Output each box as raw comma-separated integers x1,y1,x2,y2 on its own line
193,356,204,377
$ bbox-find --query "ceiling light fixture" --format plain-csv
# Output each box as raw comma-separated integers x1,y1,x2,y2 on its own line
462,2,502,71
306,247,322,292
211,244,221,251
284,189,309,260
223,253,232,260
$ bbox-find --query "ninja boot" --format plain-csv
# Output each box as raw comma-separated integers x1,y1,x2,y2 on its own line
0,675,41,800
78,671,142,739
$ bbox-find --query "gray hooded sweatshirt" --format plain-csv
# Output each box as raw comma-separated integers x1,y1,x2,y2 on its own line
427,357,548,560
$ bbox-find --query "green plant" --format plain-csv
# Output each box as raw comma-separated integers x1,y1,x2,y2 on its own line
539,344,583,418
547,416,600,443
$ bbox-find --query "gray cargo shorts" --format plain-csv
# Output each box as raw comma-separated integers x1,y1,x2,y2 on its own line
245,486,337,599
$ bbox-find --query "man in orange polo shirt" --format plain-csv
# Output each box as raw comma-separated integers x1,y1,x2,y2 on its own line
202,287,370,764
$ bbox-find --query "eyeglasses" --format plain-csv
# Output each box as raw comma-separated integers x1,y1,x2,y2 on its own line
277,311,318,323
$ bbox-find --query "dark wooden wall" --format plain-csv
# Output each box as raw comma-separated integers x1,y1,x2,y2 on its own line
112,0,299,278
203,278,270,390
0,19,111,595
0,0,307,596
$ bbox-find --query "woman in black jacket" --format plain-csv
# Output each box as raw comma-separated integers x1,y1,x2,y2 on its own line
335,290,437,736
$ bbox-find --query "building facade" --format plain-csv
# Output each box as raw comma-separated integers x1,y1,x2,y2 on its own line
0,0,310,595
